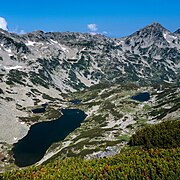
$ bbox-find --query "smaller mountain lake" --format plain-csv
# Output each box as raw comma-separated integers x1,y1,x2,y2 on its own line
131,92,150,102
12,109,87,167
32,107,46,113
70,99,82,105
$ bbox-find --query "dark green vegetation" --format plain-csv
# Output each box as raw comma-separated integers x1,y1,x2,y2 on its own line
2,148,177,179
129,120,180,149
6,70,28,86
1,148,180,179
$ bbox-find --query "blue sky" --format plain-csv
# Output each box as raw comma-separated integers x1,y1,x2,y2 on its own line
0,0,179,37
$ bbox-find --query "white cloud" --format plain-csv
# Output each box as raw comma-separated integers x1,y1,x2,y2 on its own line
10,26,26,34
19,30,26,34
87,24,110,36
102,31,108,35
0,17,8,31
87,24,98,32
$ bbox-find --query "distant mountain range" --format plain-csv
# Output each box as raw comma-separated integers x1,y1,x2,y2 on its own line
0,23,179,170
0,22,179,92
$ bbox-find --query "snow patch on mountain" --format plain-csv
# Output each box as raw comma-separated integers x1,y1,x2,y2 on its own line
26,41,36,46
4,65,23,70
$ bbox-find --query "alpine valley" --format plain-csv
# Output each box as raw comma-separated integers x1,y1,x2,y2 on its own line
0,22,180,172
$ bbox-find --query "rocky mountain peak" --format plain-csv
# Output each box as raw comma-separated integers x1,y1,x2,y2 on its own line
124,22,178,49
31,30,44,35
146,22,167,30
130,22,168,39
174,29,180,34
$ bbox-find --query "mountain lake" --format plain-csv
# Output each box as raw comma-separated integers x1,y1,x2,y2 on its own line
131,92,150,102
12,109,87,167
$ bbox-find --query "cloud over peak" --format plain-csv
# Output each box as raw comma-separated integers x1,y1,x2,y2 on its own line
87,24,98,32
0,17,8,31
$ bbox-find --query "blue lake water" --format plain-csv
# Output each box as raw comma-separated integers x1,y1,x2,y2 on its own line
12,109,87,167
32,107,46,113
70,99,82,105
131,92,150,102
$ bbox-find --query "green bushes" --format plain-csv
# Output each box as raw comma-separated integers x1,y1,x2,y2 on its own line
129,120,180,148
6,69,28,86
1,148,180,179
